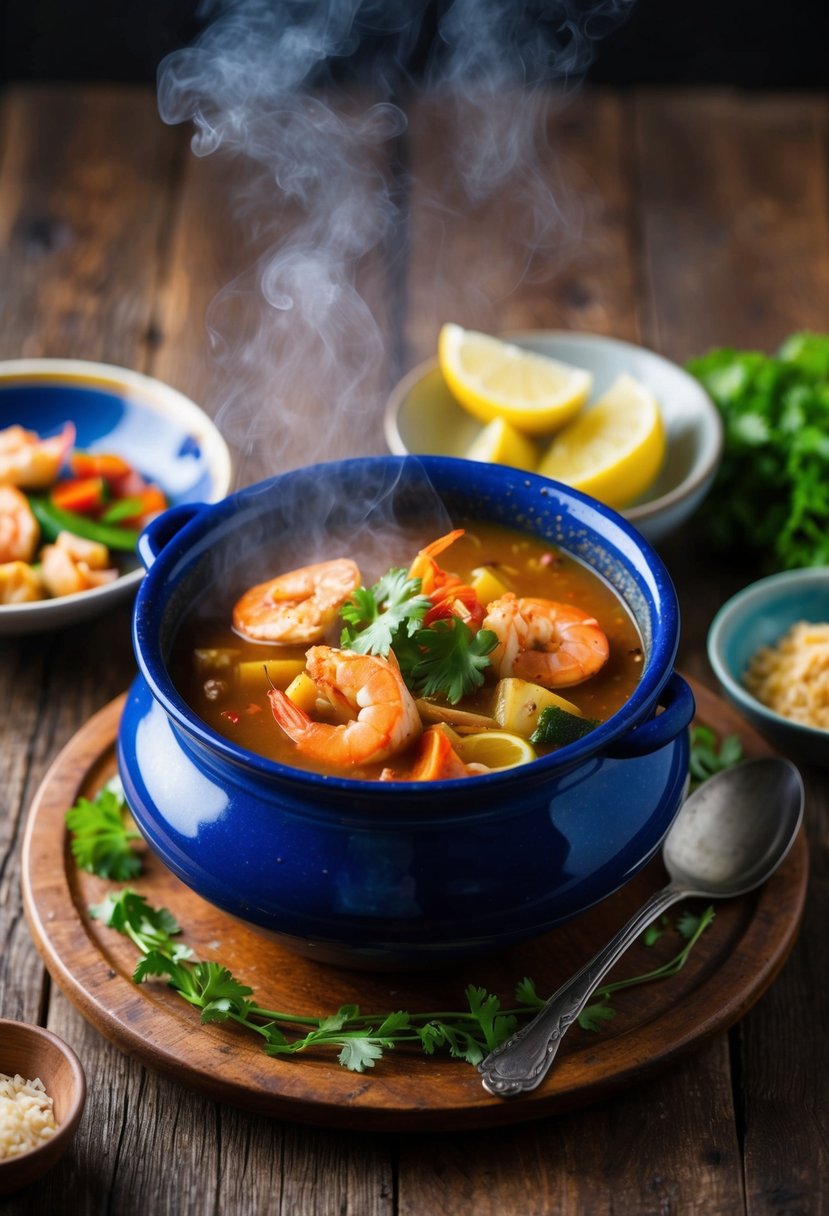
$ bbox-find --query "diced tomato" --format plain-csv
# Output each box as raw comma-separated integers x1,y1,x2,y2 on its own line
69,452,133,484
51,476,107,515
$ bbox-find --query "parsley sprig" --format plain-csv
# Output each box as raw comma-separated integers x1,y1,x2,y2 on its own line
340,568,498,703
89,887,714,1073
65,777,143,880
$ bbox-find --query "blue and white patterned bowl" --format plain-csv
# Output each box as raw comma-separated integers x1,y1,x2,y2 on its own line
0,359,232,634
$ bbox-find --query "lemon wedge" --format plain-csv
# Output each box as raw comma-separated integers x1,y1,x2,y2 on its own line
464,418,538,471
438,323,592,435
452,730,537,771
537,373,665,507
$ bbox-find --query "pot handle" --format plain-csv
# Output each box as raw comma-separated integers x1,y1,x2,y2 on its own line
137,503,204,571
602,673,695,760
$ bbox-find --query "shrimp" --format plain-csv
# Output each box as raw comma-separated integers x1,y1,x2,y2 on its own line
408,529,485,630
40,531,118,598
0,422,75,489
483,592,609,688
0,560,45,604
0,485,40,563
233,558,361,644
267,645,422,768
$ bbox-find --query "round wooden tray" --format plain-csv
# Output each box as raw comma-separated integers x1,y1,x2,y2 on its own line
21,682,807,1132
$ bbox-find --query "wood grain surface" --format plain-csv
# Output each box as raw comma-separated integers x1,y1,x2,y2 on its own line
20,685,807,1133
1,82,828,1214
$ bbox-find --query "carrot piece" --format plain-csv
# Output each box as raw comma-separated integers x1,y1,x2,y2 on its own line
70,452,132,483
51,476,107,514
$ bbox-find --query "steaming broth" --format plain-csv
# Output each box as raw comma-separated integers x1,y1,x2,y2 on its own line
171,521,643,780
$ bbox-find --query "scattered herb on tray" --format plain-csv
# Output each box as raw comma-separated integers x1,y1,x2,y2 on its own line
88,888,715,1073
65,777,143,880
67,737,739,1073
688,331,829,571
688,725,744,791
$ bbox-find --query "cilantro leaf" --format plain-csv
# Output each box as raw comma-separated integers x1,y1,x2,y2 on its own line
340,569,430,656
66,784,143,880
688,726,744,790
407,620,498,704
578,1000,615,1032
337,1038,386,1072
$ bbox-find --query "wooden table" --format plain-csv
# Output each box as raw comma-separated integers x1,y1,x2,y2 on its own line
1,82,827,1213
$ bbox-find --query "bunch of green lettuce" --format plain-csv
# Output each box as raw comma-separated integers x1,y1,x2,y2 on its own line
688,332,829,570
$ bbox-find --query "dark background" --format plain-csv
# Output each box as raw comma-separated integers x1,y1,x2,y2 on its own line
1,0,827,90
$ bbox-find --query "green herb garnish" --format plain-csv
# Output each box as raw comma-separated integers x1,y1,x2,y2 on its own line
340,568,430,656
404,619,498,704
90,889,715,1072
65,779,143,880
688,725,744,791
341,569,497,703
688,331,829,570
71,735,739,1073
530,705,600,746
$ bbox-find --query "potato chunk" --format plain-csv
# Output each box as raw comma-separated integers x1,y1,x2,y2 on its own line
493,677,583,738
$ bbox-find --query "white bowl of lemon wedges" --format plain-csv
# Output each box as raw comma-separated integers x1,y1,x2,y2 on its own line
384,327,723,544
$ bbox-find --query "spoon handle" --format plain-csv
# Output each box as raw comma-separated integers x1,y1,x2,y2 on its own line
479,883,688,1097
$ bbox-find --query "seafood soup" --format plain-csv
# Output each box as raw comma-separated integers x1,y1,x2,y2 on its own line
170,521,643,781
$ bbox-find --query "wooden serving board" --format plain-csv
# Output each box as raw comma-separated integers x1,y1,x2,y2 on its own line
21,681,807,1133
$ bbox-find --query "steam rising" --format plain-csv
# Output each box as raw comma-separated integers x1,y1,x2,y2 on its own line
158,0,633,485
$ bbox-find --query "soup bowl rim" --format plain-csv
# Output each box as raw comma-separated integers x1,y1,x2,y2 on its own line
131,454,681,798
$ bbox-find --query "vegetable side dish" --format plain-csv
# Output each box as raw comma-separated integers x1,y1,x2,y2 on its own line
172,523,643,781
744,621,829,731
0,422,168,604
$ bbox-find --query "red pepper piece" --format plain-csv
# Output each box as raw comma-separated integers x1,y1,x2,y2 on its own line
51,476,107,515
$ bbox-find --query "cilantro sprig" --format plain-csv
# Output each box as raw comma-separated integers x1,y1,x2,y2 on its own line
65,777,143,880
90,888,714,1072
69,733,738,1073
340,568,430,657
340,568,498,703
688,331,829,570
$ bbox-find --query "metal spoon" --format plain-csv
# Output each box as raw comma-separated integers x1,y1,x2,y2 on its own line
479,756,804,1098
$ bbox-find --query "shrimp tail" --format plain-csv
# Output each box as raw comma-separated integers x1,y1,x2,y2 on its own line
267,688,312,742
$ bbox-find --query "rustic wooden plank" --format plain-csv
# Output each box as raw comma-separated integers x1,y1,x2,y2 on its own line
634,90,829,364
0,84,185,365
634,89,829,1216
739,765,829,1216
403,89,640,368
399,1039,744,1216
0,86,180,1032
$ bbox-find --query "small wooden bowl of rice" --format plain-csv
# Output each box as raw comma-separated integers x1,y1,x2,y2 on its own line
708,566,829,768
0,1020,86,1195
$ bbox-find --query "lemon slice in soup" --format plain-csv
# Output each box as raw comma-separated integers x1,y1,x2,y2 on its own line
453,730,537,771
438,324,592,435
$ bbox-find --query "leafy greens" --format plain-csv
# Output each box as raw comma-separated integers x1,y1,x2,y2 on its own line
688,331,829,570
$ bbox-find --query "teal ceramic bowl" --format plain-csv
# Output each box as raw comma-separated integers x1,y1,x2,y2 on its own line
385,331,723,545
707,567,829,766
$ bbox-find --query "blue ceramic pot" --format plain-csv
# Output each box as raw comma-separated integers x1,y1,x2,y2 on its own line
118,456,694,968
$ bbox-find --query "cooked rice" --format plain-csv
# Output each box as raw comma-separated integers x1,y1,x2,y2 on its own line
744,620,829,730
0,1073,57,1159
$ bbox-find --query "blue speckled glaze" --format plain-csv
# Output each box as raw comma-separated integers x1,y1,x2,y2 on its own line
119,456,694,967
